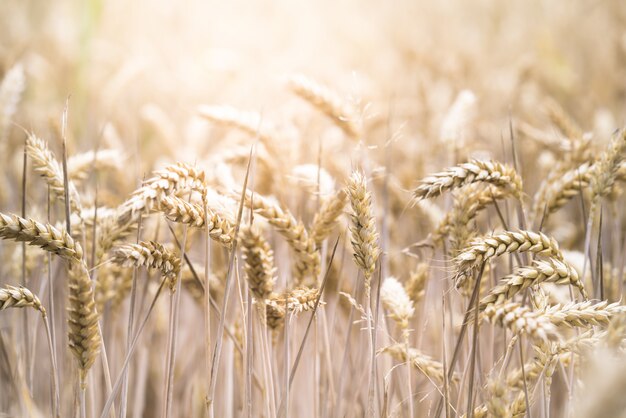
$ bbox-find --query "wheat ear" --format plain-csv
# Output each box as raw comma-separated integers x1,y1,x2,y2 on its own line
26,133,82,214
479,258,587,310
347,171,380,293
197,105,277,144
0,212,83,262
381,276,415,329
482,302,558,341
0,284,46,317
377,344,449,384
310,188,347,246
405,262,429,305
287,74,362,139
240,225,276,300
242,191,320,283
159,195,234,248
455,230,563,288
67,262,101,387
543,300,626,328
117,162,206,226
113,241,181,290
96,162,205,263
413,159,523,200
591,129,626,198
67,149,123,183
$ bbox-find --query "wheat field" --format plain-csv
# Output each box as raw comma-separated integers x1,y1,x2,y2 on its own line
1,1,626,417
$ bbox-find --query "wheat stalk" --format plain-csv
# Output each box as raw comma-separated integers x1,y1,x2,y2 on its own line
413,159,523,200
